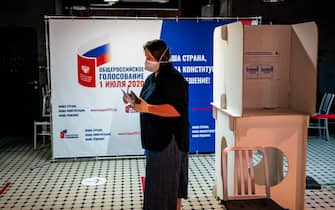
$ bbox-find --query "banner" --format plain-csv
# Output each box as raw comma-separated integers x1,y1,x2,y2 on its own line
48,18,258,158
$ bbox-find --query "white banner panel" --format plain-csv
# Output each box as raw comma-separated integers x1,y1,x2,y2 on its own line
49,19,162,158
48,17,259,158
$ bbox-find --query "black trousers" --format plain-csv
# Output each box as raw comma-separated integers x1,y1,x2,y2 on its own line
143,137,188,210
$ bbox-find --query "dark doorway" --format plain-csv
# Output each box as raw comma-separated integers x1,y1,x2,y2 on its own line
0,27,39,138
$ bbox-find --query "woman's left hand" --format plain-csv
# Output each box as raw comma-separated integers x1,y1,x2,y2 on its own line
132,98,149,113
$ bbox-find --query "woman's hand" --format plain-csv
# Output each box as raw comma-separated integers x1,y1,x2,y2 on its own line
121,89,132,104
132,98,149,113
122,95,130,104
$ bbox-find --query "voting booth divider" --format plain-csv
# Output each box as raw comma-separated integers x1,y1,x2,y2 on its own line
212,21,318,210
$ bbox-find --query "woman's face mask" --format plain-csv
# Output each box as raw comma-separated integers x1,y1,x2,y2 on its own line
144,59,160,72
144,48,168,73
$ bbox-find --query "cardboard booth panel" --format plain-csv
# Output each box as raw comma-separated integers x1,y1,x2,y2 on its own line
236,114,309,210
243,25,291,110
213,23,243,117
213,108,309,210
213,21,318,116
212,21,318,210
289,22,318,115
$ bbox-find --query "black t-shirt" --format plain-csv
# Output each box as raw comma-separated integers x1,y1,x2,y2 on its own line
139,63,189,152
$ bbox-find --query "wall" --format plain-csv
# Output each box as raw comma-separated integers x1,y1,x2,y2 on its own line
0,0,56,66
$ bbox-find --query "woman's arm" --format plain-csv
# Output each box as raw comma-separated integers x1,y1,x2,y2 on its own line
132,98,180,117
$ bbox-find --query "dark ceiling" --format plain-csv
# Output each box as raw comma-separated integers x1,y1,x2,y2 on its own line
61,0,333,24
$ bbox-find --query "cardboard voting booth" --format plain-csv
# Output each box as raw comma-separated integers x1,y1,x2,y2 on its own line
212,21,318,210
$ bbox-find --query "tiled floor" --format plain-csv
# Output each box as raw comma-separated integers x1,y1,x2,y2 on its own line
0,135,335,210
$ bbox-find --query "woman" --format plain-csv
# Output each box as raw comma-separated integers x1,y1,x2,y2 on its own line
131,39,189,210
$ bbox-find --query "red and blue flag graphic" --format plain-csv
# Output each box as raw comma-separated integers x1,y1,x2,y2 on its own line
78,44,110,87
